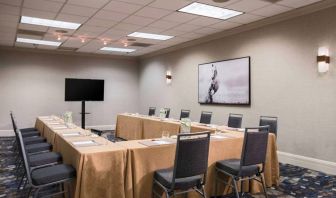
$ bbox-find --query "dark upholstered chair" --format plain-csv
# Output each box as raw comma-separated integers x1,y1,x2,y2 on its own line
17,130,76,198
152,132,211,198
200,111,212,124
148,107,156,116
164,108,171,118
215,126,270,198
180,109,190,120
259,116,278,137
228,113,243,128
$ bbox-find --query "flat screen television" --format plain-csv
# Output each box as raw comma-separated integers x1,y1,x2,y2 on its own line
198,57,250,105
65,78,104,101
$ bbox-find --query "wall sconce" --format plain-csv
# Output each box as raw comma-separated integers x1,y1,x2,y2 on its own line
166,71,172,84
317,47,330,73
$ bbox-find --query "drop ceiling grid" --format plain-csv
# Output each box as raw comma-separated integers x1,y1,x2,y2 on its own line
0,0,326,55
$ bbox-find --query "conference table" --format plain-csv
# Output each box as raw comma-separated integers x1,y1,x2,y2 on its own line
35,114,280,198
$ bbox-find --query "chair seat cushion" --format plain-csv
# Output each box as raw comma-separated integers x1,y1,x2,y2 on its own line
23,136,46,145
22,131,40,138
154,168,202,190
26,142,52,153
29,152,62,167
31,164,76,185
216,159,259,177
21,127,38,133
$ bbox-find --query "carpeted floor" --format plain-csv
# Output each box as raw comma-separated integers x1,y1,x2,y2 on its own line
1,136,335,198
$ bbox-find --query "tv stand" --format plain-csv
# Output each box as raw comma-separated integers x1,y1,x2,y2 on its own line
80,101,91,129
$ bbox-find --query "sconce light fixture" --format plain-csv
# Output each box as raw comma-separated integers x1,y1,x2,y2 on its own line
317,47,330,73
166,71,172,84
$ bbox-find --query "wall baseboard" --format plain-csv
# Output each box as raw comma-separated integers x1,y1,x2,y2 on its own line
278,151,336,175
0,130,14,136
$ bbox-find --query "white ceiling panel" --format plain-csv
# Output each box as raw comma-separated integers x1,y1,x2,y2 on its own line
277,0,321,8
103,1,143,14
37,44,58,50
149,0,193,11
186,17,222,26
16,33,42,40
94,10,129,21
22,8,57,18
161,12,197,23
196,0,241,8
23,0,64,12
0,0,22,6
67,0,109,9
61,4,97,17
148,20,180,30
56,13,89,24
18,23,48,32
0,4,20,15
113,23,142,32
134,7,172,19
15,42,35,48
226,0,271,12
123,15,156,26
251,4,292,17
171,23,202,32
85,18,117,28
210,21,242,30
116,0,154,6
228,13,265,24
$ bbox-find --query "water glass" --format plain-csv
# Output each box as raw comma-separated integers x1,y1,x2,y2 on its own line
162,131,170,139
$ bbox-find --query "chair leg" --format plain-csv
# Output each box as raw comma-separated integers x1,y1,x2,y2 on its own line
232,178,240,198
214,170,218,196
260,174,268,198
33,188,40,198
27,187,32,198
202,185,207,198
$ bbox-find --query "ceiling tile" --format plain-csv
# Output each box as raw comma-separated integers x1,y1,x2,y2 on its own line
148,20,180,30
161,12,197,23
277,0,321,8
160,29,186,36
56,13,89,24
103,1,143,14
113,23,142,32
37,44,58,49
94,10,129,21
149,0,192,10
210,21,241,30
101,29,128,37
67,0,109,9
193,27,221,35
73,31,102,38
0,39,13,46
0,20,18,28
123,15,156,26
178,32,204,39
186,17,222,26
0,14,19,23
85,18,117,28
18,23,48,32
23,0,64,12
226,0,271,12
196,0,241,8
16,33,43,40
61,4,97,17
171,24,202,32
137,26,163,34
134,7,172,19
61,37,87,48
47,27,76,35
116,0,153,5
228,13,264,24
251,4,292,17
0,0,22,6
15,42,36,48
0,4,20,15
76,25,109,34
22,8,58,18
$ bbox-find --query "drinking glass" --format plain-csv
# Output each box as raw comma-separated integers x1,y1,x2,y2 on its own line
162,131,170,139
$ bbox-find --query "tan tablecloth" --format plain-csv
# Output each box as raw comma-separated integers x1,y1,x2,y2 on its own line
35,117,128,198
116,114,217,140
116,131,279,198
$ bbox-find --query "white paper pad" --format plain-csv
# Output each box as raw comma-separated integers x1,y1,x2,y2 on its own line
211,135,228,139
48,122,62,125
62,132,81,137
139,139,175,147
72,140,100,147
52,126,68,130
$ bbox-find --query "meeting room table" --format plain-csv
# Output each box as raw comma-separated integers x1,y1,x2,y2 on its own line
35,114,279,198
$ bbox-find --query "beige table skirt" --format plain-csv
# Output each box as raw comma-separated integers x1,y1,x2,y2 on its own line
116,132,279,198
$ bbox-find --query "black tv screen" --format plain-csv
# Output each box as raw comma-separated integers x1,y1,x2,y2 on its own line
65,78,104,101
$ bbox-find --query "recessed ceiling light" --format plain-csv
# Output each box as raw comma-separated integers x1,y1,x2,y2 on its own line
16,37,62,46
128,32,174,40
178,2,243,20
100,47,136,53
20,16,81,30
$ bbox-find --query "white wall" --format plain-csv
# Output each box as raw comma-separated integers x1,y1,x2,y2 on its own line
139,6,336,162
0,49,139,130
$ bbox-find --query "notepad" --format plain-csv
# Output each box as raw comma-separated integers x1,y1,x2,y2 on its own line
48,122,62,125
72,140,100,147
62,132,81,137
211,134,228,139
52,126,68,130
139,139,175,147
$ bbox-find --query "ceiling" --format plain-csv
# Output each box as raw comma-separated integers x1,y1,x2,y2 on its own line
0,0,325,57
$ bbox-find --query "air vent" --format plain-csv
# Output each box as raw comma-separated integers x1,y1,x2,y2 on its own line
57,47,78,51
17,29,46,37
129,42,152,47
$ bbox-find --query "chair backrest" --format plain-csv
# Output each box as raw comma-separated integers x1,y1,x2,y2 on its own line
228,113,243,128
164,108,170,118
240,126,269,170
16,129,33,185
172,132,211,189
10,111,17,132
180,109,190,120
148,107,156,116
200,111,212,124
259,116,278,136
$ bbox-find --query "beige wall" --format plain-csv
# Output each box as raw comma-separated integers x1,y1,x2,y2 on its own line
0,50,139,130
139,6,336,162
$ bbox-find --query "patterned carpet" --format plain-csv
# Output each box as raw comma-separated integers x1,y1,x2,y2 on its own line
1,136,335,198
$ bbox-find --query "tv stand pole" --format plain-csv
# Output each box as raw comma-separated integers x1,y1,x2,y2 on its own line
81,101,85,129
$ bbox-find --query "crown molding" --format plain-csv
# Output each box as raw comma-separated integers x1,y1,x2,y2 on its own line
140,0,336,59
